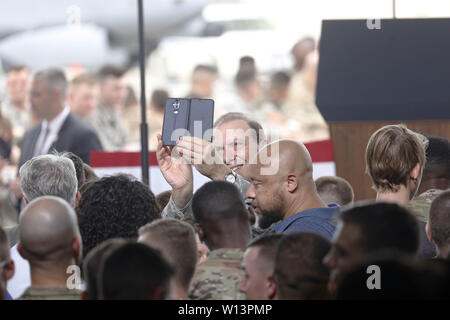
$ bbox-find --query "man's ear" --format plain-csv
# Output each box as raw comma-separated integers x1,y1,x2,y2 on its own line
425,222,434,243
81,291,90,300
286,174,299,193
17,243,25,259
266,272,277,300
410,163,421,181
75,191,81,207
195,225,205,243
72,237,81,264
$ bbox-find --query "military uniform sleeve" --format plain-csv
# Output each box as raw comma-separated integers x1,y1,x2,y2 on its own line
161,173,251,220
161,195,193,219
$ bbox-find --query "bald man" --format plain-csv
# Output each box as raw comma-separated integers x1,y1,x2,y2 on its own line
246,139,338,238
16,196,82,300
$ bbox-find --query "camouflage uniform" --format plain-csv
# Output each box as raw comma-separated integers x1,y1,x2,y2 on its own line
0,97,32,145
18,286,81,300
88,102,128,151
161,173,251,219
188,248,245,300
408,189,443,223
0,187,19,247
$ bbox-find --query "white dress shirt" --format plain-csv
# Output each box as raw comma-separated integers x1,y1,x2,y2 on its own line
33,107,70,157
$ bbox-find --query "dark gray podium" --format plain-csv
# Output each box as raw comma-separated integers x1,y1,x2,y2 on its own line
316,18,450,200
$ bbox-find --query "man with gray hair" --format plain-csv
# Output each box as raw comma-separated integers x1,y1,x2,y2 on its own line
17,196,82,300
7,153,78,299
19,154,78,207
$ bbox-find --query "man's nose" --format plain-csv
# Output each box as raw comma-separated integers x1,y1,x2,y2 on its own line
246,184,256,199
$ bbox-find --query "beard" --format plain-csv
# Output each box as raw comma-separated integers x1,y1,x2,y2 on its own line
259,211,283,229
258,191,284,229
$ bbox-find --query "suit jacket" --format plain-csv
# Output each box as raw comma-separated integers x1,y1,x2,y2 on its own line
19,113,103,167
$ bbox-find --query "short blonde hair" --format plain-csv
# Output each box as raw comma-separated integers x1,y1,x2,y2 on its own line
366,124,428,192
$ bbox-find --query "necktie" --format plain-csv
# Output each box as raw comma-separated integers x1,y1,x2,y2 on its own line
34,126,50,157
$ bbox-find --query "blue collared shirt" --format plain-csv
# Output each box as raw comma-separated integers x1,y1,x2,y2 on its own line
271,204,340,240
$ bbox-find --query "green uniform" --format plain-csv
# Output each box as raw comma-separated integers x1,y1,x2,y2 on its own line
189,248,245,300
89,102,128,151
18,286,81,300
408,189,443,223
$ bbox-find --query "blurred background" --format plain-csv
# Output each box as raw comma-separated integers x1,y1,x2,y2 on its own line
1,0,450,176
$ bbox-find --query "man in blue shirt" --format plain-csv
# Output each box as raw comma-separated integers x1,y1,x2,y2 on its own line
246,139,339,239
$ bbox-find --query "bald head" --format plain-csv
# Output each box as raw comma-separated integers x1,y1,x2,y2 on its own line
247,140,324,229
19,196,80,262
254,139,313,183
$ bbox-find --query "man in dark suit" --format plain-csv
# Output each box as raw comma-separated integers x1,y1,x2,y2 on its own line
9,68,102,205
18,68,102,168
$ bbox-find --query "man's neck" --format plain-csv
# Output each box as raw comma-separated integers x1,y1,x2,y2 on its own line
208,234,248,251
284,189,327,220
376,186,411,207
30,264,72,287
207,222,249,251
45,106,65,123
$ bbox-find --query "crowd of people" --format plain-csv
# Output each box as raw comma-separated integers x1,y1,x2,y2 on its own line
0,37,449,300
0,111,448,299
0,37,327,162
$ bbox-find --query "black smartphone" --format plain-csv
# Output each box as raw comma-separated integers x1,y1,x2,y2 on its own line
162,98,190,146
161,98,215,146
188,98,214,143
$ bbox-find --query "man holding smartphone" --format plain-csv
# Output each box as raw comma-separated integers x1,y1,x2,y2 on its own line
156,112,265,222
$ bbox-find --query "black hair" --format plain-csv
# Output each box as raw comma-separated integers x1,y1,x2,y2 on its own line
336,254,450,299
424,136,450,175
275,232,331,300
192,180,248,225
429,190,450,250
82,238,127,299
99,242,174,300
338,202,420,255
76,174,160,257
